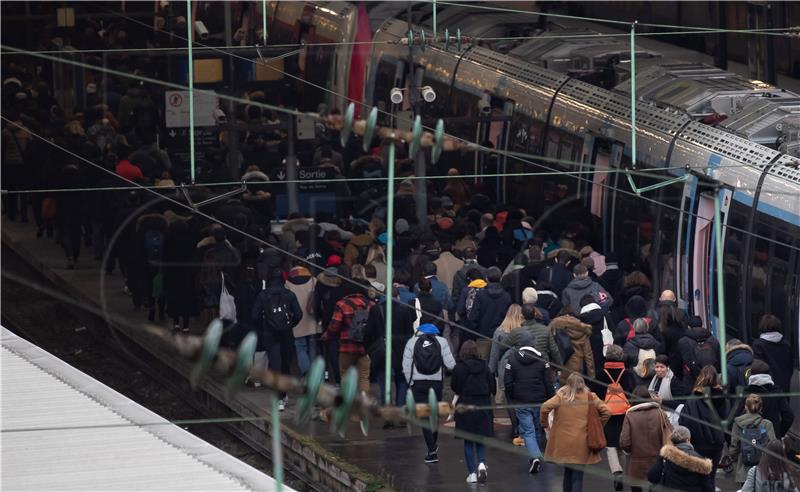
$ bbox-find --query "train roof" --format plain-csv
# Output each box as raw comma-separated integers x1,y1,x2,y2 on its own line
1,327,291,491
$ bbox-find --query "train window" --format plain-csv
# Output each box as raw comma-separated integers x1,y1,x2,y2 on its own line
655,182,685,294
720,200,748,341
373,58,399,109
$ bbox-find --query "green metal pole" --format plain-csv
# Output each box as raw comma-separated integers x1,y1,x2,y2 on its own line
262,0,268,44
271,394,283,491
432,0,437,37
630,21,636,168
384,141,396,405
186,0,196,183
714,190,728,387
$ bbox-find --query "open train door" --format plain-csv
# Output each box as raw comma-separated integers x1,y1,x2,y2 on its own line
473,97,514,202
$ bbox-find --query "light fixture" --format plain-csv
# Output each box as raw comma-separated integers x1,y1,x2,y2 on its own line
390,88,404,105
478,92,491,115
421,86,436,103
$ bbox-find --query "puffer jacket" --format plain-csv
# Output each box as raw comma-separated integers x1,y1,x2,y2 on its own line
504,346,554,403
561,276,612,313
550,315,595,384
726,343,754,393
647,443,713,492
468,281,512,338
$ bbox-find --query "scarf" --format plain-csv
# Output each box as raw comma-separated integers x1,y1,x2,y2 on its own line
648,368,674,400
748,373,774,387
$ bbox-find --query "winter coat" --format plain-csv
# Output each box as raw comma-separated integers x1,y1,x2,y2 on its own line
433,251,464,293
741,466,798,492
504,346,554,404
613,316,662,347
537,263,572,298
738,374,795,438
363,299,416,372
501,267,534,305
540,391,611,465
648,368,686,410
416,291,444,330
579,303,612,386
456,278,486,329
550,315,595,384
752,334,793,392
468,282,513,338
286,267,319,339
163,223,198,319
679,388,730,455
599,267,625,309
488,327,513,376
414,276,450,313
514,319,564,367
729,413,776,483
676,328,721,384
598,362,638,447
535,290,562,322
561,276,612,314
726,343,754,394
314,271,348,329
251,280,303,345
229,276,260,347
451,356,495,438
647,443,713,492
402,324,456,384
623,333,665,379
620,402,668,480
343,233,374,267
451,260,486,303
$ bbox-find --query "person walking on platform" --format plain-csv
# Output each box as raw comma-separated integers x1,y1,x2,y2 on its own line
504,331,554,475
326,280,375,394
620,386,672,492
752,314,792,393
740,440,799,492
729,394,776,486
403,323,456,464
285,265,319,378
451,340,495,483
597,344,637,490
540,372,611,492
737,360,794,439
647,426,713,492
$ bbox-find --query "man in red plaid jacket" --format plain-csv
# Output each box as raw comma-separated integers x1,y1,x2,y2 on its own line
327,284,376,393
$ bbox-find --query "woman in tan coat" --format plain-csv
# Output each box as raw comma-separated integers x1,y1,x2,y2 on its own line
549,314,595,385
619,386,671,492
541,372,611,492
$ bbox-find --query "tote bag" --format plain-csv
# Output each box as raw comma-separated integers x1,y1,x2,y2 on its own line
219,273,237,322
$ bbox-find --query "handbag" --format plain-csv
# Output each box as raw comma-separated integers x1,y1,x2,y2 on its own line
657,408,674,446
586,393,607,453
219,272,237,322
601,316,614,356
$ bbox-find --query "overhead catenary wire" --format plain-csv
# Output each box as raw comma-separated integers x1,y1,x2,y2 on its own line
3,121,797,480
4,38,799,250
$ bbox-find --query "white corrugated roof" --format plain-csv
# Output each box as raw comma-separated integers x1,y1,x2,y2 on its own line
1,327,291,492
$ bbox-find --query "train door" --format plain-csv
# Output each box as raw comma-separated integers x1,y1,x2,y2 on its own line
473,98,514,202
582,136,623,253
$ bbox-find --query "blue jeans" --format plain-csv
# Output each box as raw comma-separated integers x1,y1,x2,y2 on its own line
376,367,407,406
294,335,316,376
515,407,543,461
464,440,486,474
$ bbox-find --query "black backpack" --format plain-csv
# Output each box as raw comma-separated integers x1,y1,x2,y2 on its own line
741,418,770,466
264,291,294,333
345,297,370,343
684,338,717,379
412,333,443,376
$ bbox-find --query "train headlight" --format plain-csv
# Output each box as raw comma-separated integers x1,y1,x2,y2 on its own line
390,88,404,105
421,86,436,103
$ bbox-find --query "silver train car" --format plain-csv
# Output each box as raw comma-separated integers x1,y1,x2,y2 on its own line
268,3,800,407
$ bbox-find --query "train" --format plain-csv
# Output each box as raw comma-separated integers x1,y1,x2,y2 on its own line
268,0,800,405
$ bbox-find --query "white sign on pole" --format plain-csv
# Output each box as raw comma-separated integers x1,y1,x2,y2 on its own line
165,90,219,128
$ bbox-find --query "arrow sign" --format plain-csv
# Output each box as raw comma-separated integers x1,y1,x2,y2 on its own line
276,170,286,180
169,129,177,138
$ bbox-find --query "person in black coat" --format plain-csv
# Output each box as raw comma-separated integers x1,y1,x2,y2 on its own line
363,288,417,407
623,318,665,385
598,253,625,310
533,280,563,321
679,366,730,492
504,331,554,473
752,314,793,392
578,295,613,392
654,295,687,376
225,259,261,348
416,277,444,331
163,218,198,332
598,344,638,489
537,250,572,298
647,426,713,492
451,341,495,483
736,359,795,439
251,270,302,403
613,295,661,346
675,322,720,386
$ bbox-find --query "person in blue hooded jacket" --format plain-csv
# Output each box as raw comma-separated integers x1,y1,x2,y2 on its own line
403,323,456,464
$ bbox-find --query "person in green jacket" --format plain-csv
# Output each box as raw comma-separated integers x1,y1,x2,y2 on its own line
729,394,776,485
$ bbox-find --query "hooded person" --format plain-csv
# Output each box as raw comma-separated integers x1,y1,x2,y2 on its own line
468,267,513,359
675,318,720,385
725,338,754,394
737,359,794,439
504,330,554,473
455,267,487,331
647,426,713,492
752,314,792,392
549,313,595,384
579,294,614,387
623,318,665,385
533,280,562,321
561,263,613,314
286,265,319,377
402,323,457,464
452,247,486,303
620,387,672,490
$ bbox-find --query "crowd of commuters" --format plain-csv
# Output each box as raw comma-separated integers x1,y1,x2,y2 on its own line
3,59,798,492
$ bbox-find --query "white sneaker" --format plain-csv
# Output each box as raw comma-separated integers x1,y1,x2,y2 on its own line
278,400,285,411
465,472,477,483
529,458,542,474
477,463,487,482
